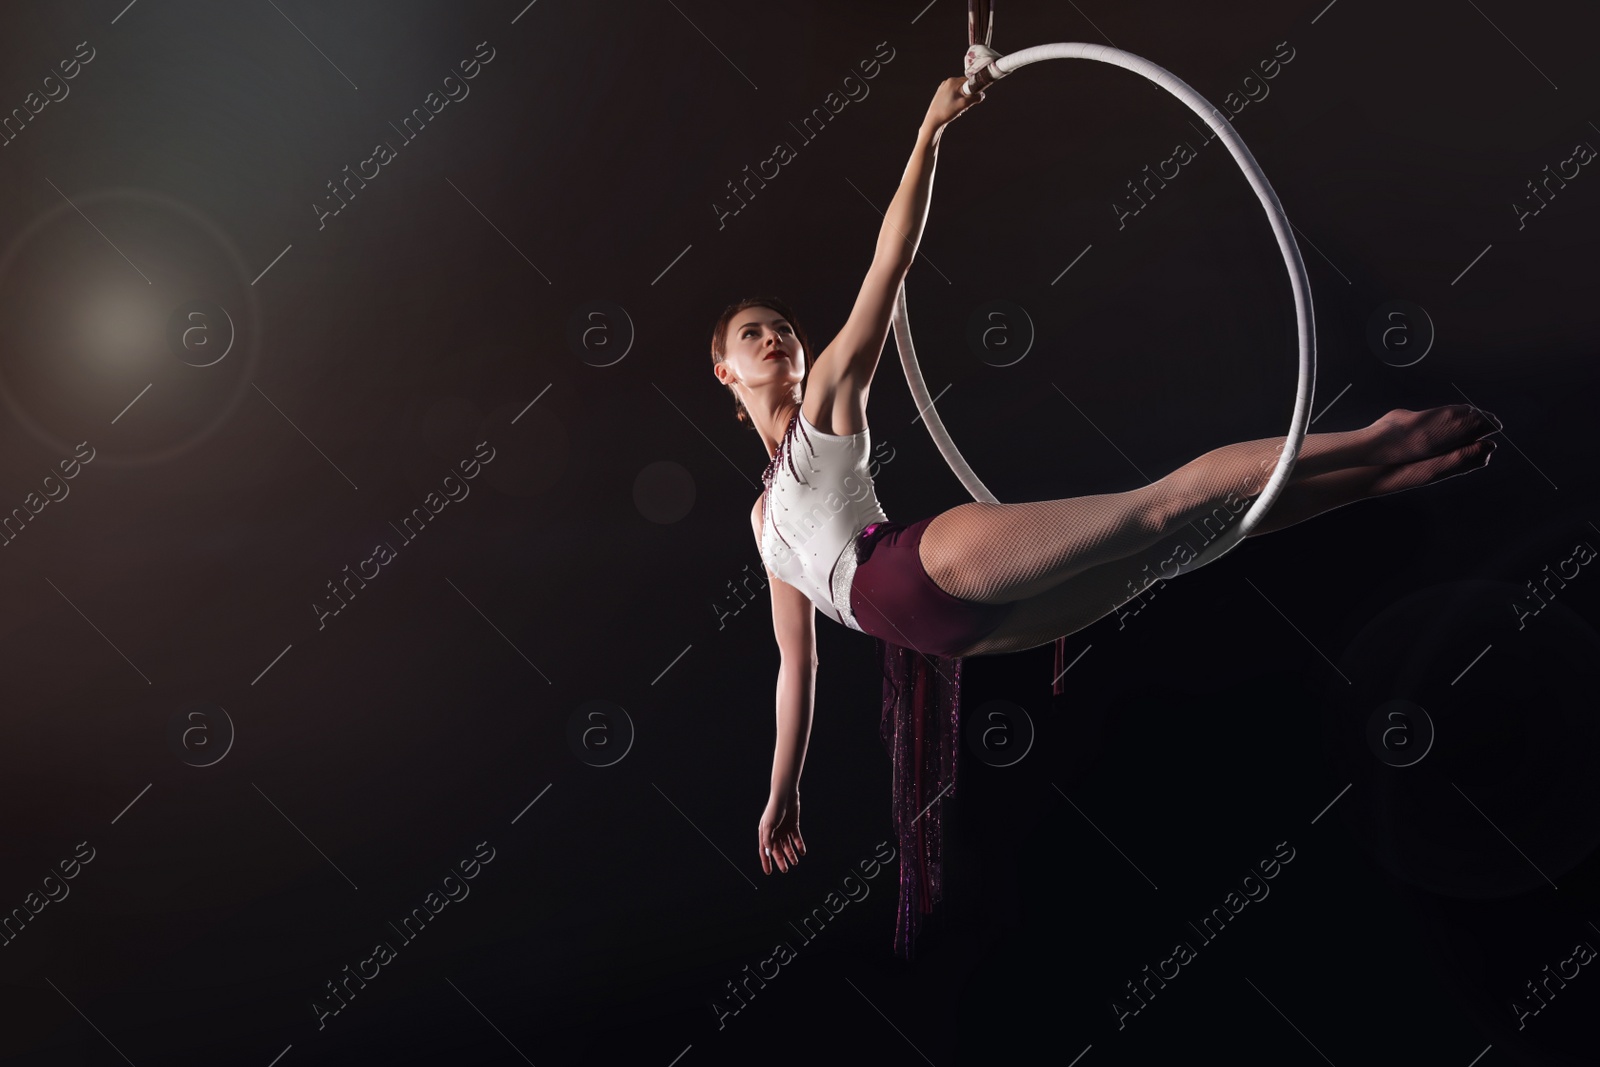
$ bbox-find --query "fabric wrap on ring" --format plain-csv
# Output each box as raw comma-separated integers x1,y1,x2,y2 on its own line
963,43,1003,78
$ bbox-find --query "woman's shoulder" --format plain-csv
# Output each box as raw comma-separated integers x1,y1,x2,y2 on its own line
799,382,869,438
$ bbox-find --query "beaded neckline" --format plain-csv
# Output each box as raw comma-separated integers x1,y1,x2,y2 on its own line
759,404,811,485
759,404,816,557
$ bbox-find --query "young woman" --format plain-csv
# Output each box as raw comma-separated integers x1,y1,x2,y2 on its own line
709,78,1499,956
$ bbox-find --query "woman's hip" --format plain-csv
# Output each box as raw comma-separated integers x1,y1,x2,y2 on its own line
849,517,1014,658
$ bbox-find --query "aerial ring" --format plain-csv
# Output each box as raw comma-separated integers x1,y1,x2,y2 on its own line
901,41,1316,575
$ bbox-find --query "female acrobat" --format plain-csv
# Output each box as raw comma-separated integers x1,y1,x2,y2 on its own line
708,76,1497,953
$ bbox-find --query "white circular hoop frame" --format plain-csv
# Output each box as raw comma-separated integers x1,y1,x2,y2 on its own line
894,42,1316,576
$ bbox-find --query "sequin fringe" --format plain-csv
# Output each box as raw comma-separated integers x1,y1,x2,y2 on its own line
877,637,962,960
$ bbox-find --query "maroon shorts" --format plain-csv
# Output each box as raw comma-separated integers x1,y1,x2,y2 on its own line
848,517,1014,658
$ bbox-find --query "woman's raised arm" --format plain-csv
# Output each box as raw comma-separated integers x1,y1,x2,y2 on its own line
877,77,984,269
820,77,987,392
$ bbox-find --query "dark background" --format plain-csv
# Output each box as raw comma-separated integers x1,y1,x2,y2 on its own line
0,0,1597,1064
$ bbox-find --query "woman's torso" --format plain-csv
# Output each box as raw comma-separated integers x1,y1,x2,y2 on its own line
757,392,888,631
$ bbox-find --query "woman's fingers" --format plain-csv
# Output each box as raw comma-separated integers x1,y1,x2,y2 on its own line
768,825,789,874
759,812,807,875
760,825,776,875
777,825,796,870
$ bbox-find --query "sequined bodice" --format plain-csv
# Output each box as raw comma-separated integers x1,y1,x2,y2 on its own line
759,405,890,631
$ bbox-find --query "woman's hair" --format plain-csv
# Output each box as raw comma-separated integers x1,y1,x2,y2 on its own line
708,296,813,430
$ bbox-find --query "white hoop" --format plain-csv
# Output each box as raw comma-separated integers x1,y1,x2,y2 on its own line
900,42,1316,576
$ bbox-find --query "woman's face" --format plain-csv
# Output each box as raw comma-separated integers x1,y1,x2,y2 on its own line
719,306,804,391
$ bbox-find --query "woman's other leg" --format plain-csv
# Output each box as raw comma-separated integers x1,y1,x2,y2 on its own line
956,434,1498,657
919,405,1497,606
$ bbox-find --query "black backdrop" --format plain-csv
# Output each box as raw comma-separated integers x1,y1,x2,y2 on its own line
0,1,1597,1064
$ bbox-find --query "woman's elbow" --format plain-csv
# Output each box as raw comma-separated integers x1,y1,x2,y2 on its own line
780,645,819,670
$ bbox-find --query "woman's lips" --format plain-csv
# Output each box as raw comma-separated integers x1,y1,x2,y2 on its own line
764,352,788,360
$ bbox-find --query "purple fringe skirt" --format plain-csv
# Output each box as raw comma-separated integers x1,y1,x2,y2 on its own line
849,519,1069,958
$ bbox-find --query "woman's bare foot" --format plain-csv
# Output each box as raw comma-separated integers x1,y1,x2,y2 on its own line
1246,437,1497,538
1367,435,1498,494
1369,405,1501,466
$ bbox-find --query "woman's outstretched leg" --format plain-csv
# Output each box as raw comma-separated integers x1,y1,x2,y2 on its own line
956,434,1499,657
919,404,1498,606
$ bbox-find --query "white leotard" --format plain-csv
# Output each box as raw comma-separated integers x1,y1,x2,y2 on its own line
759,406,889,632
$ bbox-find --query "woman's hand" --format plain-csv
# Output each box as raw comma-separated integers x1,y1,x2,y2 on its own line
758,786,806,875
923,76,986,131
